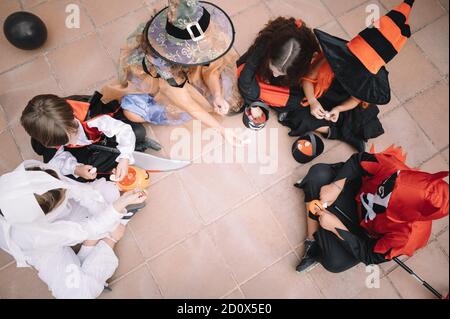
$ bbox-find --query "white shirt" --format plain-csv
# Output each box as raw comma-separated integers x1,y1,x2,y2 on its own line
50,116,136,176
1,178,123,299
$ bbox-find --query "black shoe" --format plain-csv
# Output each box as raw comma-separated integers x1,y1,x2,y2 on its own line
296,239,319,273
136,138,162,152
121,203,146,224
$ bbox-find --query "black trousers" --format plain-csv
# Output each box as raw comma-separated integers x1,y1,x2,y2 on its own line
31,111,146,183
297,163,365,273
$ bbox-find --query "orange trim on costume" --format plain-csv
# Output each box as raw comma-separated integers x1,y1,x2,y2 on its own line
378,16,408,52
67,100,90,122
237,64,292,108
347,35,386,74
65,99,103,148
301,56,335,106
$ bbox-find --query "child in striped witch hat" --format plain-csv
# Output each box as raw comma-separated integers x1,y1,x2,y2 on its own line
279,0,415,152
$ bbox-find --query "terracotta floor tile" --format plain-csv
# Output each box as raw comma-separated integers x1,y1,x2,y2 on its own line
241,253,323,298
48,34,116,95
0,57,63,125
222,288,245,299
238,122,298,192
0,0,21,22
98,8,153,63
388,241,449,298
432,215,449,238
101,265,162,299
353,278,401,299
404,82,449,150
379,91,400,116
211,0,261,17
29,0,95,50
109,227,145,282
0,106,7,132
386,41,442,102
130,174,202,259
369,106,438,167
308,263,370,299
413,14,449,75
338,0,387,38
178,161,257,224
0,264,53,298
442,147,449,163
47,34,116,94
379,255,409,275
0,250,13,270
420,153,449,182
440,0,449,11
80,0,145,27
380,0,446,33
261,173,308,248
322,0,367,17
0,130,23,175
318,19,350,40
232,2,272,54
148,230,236,298
21,0,47,8
265,0,334,28
10,122,41,161
437,230,449,256
206,195,291,283
144,0,167,13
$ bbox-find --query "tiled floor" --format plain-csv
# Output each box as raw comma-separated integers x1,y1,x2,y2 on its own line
0,0,448,299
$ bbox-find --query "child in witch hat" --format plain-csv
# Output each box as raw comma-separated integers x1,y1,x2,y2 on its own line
294,145,448,275
280,0,416,152
236,17,321,125
102,0,244,145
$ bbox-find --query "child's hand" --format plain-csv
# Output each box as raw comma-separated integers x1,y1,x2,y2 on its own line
74,165,97,180
114,189,147,212
310,99,326,119
328,107,340,123
114,159,129,182
122,189,148,206
213,96,230,115
316,209,346,233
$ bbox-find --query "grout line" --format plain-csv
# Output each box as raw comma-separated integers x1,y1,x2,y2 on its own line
143,262,165,298
233,250,294,288
203,228,243,298
0,261,14,272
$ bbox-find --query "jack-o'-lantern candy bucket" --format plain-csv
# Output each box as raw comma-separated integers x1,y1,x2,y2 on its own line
112,166,151,192
291,132,324,164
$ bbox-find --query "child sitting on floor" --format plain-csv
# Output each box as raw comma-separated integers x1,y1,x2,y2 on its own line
0,160,147,299
20,92,158,182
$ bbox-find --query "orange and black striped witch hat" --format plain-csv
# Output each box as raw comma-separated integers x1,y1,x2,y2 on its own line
314,0,415,105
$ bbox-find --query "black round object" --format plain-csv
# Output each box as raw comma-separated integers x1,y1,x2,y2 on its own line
242,102,270,131
3,11,47,50
291,133,324,164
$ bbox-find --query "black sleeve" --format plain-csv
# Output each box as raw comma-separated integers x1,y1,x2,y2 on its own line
333,152,377,182
336,229,388,265
237,45,265,106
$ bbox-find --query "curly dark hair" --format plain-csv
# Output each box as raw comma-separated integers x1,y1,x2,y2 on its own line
247,17,320,87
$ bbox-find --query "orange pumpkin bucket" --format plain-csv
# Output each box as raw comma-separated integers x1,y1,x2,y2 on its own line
113,166,151,192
